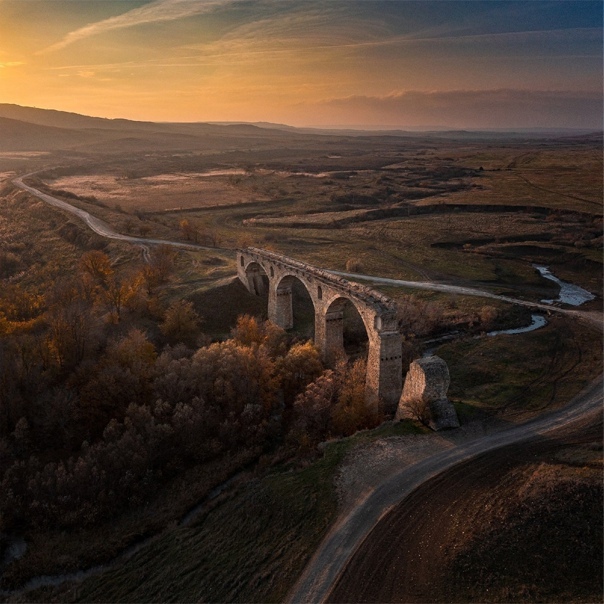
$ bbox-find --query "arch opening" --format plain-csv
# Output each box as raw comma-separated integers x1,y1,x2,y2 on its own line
324,296,369,365
245,261,269,296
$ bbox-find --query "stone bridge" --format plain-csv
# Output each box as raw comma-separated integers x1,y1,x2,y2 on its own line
237,247,403,413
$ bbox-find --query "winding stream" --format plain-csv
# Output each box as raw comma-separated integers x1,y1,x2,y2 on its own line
534,265,595,306
487,313,548,336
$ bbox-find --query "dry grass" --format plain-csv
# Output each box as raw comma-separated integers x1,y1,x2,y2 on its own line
48,172,270,212
438,315,603,418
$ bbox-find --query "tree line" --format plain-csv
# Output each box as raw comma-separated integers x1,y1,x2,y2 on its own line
0,249,375,535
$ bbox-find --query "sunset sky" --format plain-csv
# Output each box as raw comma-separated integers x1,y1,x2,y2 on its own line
0,0,601,128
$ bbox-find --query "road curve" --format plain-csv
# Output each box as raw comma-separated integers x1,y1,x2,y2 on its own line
287,375,603,604
10,172,604,602
12,175,215,253
11,175,599,325
331,270,600,322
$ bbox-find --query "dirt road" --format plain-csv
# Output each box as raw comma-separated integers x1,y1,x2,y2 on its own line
327,405,603,603
12,175,214,253
288,375,603,603
331,270,599,322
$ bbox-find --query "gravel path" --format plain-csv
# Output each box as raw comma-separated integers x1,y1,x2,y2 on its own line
288,376,603,603
12,175,215,253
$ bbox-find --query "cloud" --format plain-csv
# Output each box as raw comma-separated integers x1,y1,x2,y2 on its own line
310,89,604,129
0,61,24,68
38,0,238,54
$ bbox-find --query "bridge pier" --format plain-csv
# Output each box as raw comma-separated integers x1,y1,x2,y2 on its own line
366,330,403,414
238,248,405,416
246,266,267,296
315,308,345,365
269,284,294,329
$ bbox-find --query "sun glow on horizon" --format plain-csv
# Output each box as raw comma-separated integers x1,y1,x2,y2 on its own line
0,0,601,128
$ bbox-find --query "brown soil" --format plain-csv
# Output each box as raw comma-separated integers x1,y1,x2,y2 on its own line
328,413,603,603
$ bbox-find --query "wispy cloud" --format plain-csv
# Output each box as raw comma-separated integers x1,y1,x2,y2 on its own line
38,0,239,54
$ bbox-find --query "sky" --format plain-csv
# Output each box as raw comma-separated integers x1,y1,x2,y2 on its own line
0,0,602,129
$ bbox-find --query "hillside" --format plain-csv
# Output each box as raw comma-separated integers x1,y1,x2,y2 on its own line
0,116,100,151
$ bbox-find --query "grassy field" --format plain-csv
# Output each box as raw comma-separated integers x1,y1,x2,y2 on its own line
20,134,601,298
438,315,603,418
16,422,426,604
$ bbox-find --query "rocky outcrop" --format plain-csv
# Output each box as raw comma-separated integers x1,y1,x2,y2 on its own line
395,356,459,430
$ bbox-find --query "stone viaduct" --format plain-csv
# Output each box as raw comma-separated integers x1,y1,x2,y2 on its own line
237,247,403,413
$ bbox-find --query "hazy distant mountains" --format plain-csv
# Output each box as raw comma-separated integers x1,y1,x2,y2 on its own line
0,104,600,153
0,104,304,153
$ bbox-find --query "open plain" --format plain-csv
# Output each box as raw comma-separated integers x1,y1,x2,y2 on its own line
0,105,601,604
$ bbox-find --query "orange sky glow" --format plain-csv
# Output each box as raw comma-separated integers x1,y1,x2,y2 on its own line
0,0,601,128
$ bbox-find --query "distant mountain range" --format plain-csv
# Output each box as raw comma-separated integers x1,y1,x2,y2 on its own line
0,104,600,152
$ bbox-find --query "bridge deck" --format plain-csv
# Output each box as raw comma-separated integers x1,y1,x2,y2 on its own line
241,247,397,313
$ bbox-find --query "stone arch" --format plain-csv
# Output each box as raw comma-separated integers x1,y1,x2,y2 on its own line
244,260,269,296
320,295,373,365
236,248,403,414
269,273,316,333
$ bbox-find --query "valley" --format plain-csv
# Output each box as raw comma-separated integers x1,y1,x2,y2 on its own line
0,105,601,603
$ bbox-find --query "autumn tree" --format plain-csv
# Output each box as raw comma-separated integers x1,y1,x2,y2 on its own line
276,341,324,406
192,340,278,414
46,300,95,371
79,250,113,288
330,359,376,436
230,315,287,357
160,299,202,346
78,329,157,434
179,219,198,242
292,370,337,445
143,244,177,289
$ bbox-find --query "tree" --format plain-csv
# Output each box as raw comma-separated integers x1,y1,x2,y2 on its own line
160,300,202,346
292,370,336,442
276,341,324,406
179,219,198,242
192,340,278,414
46,300,94,370
331,359,376,436
402,397,432,427
79,251,113,288
102,275,129,321
230,315,286,356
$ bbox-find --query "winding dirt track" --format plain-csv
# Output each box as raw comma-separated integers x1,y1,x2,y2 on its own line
327,406,603,603
287,375,602,603
12,175,214,253
12,174,603,603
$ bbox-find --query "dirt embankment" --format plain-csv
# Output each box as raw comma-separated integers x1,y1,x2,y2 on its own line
328,413,603,603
